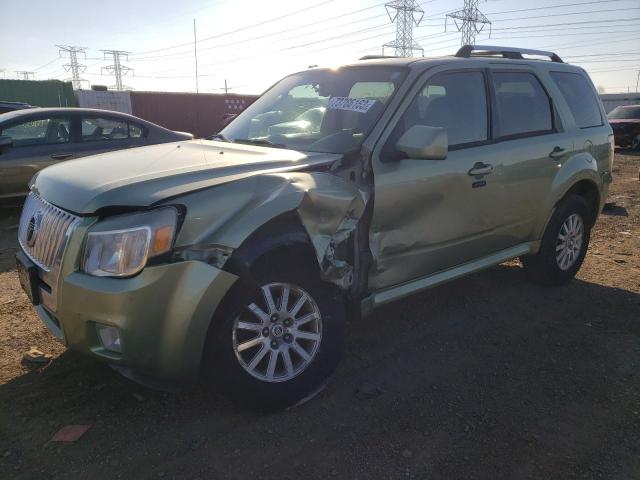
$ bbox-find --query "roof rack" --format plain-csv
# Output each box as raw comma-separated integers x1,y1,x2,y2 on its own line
455,45,564,63
359,55,400,60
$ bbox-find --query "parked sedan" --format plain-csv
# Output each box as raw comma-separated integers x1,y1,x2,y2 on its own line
0,101,35,114
608,105,640,150
0,108,193,201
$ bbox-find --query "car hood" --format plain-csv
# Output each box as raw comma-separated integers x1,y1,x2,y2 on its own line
32,139,342,215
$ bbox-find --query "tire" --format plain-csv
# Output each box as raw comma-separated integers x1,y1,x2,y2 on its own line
522,194,592,286
632,134,640,151
203,253,346,411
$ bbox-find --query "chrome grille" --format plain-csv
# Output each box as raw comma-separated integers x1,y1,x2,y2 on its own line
18,193,79,272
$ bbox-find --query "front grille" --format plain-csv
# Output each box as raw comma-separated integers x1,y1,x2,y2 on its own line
18,193,80,272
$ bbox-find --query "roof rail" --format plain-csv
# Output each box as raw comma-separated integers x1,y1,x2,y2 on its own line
455,45,564,63
359,55,400,60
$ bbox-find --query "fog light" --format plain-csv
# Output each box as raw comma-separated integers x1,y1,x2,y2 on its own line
96,324,122,353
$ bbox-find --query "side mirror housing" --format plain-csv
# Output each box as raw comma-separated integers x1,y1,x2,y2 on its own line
396,125,448,160
0,135,13,154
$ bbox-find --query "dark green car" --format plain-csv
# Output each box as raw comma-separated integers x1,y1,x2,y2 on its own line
16,46,613,409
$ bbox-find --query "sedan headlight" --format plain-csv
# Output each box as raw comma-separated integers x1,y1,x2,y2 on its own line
82,207,178,277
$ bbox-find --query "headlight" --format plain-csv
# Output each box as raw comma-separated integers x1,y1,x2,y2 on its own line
82,207,178,277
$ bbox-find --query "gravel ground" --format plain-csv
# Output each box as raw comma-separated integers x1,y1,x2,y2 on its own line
0,152,638,480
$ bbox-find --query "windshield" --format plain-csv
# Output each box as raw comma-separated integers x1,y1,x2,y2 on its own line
221,66,408,153
608,106,640,120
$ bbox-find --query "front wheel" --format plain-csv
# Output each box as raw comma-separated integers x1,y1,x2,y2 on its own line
522,194,592,286
203,259,346,410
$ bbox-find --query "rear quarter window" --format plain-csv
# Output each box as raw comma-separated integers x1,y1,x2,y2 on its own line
550,71,603,129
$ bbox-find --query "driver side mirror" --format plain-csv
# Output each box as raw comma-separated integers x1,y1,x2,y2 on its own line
0,135,13,154
396,125,447,160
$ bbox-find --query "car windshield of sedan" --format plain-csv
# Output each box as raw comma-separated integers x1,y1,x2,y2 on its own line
608,106,640,120
220,66,408,154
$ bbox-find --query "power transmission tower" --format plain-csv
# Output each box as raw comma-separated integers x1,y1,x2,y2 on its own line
382,0,424,57
16,71,35,81
446,0,491,46
57,45,87,90
101,50,133,91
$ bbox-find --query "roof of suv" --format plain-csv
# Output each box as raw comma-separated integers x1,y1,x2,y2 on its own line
337,45,579,71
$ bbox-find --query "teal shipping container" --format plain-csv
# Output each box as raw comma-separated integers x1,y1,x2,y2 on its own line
0,79,76,107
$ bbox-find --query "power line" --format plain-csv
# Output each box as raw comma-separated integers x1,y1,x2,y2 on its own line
131,0,341,56
484,0,631,16
446,0,491,46
57,45,87,90
101,50,133,91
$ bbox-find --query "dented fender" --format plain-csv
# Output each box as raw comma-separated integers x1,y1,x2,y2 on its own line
167,171,368,289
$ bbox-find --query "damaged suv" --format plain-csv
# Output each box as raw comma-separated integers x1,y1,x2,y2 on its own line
17,46,613,409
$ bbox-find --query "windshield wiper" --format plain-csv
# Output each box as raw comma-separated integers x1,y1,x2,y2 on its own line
232,138,288,149
207,133,230,142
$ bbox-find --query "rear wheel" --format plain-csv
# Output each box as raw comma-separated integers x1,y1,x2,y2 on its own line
522,194,592,285
203,256,346,410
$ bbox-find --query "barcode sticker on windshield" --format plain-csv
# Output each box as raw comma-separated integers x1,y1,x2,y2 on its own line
327,97,376,113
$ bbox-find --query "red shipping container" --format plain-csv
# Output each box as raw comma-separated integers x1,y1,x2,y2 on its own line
129,91,258,138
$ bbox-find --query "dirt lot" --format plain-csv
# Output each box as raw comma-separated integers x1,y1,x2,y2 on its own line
1,152,639,480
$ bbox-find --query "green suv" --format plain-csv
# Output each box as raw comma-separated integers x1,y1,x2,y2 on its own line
16,46,613,409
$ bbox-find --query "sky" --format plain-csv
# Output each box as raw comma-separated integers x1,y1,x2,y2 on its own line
0,0,639,94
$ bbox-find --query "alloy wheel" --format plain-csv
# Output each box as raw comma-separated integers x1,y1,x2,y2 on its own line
232,283,322,383
555,213,584,271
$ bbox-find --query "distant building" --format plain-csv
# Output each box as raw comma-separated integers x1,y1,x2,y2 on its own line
599,93,640,113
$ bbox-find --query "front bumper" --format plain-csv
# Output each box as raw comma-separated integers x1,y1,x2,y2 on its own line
34,260,237,384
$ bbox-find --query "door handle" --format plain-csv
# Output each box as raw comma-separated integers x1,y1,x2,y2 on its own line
468,162,493,177
50,153,73,160
548,146,566,159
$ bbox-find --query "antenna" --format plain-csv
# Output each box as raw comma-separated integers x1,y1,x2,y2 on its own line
101,50,133,91
57,45,87,90
446,0,492,46
382,0,424,57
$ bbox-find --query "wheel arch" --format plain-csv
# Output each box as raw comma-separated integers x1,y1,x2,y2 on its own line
561,178,601,226
224,211,321,284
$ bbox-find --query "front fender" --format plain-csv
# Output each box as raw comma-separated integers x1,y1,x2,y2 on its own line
167,172,368,288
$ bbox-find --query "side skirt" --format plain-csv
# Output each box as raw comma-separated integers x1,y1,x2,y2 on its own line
361,242,538,316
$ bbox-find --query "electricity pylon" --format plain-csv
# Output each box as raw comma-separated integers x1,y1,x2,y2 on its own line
57,45,87,90
446,0,491,46
382,0,424,57
15,71,35,81
101,50,133,91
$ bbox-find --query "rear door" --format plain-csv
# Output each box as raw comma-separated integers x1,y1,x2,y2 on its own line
483,67,574,244
0,114,73,199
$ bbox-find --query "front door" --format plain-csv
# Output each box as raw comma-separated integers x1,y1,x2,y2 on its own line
0,115,73,199
369,68,511,291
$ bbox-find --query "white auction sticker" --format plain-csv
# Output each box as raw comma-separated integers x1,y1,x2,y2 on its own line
327,97,376,113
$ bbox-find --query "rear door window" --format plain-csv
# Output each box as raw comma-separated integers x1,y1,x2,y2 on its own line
0,117,71,147
81,117,130,142
491,72,553,139
550,71,603,128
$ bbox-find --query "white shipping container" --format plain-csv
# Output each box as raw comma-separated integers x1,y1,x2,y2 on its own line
76,90,132,114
